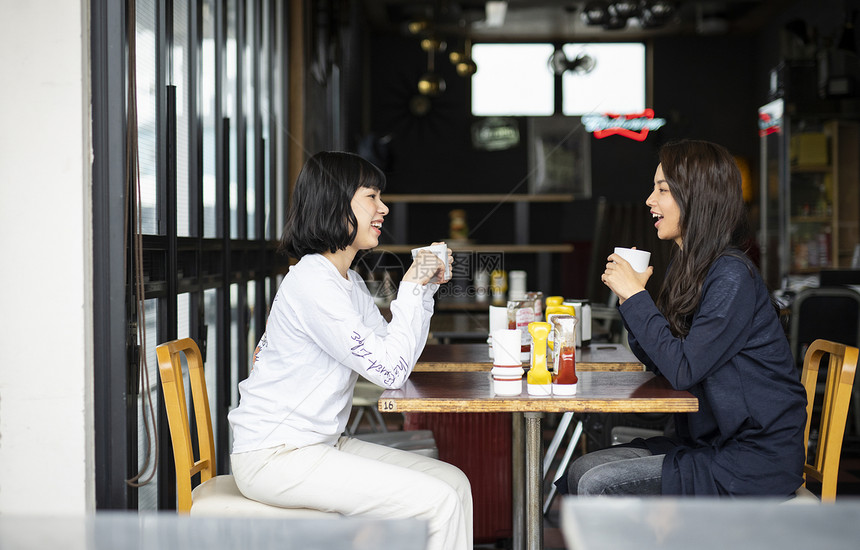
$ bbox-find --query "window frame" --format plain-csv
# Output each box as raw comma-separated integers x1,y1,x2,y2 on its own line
91,0,290,510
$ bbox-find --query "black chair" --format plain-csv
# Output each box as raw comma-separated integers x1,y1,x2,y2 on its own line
789,286,860,437
790,287,860,365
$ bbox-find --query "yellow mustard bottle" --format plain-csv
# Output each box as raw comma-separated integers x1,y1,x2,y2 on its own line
527,322,552,393
545,296,564,308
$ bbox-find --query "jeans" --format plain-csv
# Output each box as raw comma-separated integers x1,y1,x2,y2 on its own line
568,446,664,496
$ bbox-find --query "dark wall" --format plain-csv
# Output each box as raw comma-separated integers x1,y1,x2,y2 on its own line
362,2,859,297
365,33,757,297
367,32,759,238
368,34,528,194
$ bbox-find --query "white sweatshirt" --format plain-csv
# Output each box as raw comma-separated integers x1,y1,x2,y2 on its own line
228,253,437,453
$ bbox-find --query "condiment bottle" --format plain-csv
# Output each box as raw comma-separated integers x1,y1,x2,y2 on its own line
545,295,564,308
545,305,575,367
563,299,592,347
491,270,508,305
449,208,468,241
507,297,535,362
526,291,544,321
527,322,552,395
475,270,490,302
552,315,578,395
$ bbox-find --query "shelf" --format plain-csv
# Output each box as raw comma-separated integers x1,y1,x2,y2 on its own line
383,193,574,204
374,244,574,254
791,164,831,173
791,216,833,223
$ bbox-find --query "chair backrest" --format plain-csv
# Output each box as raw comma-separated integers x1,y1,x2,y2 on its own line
156,338,216,513
799,339,859,501
790,287,860,367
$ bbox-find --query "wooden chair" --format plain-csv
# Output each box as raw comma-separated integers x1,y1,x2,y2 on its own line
156,337,338,517
796,339,859,501
789,287,860,436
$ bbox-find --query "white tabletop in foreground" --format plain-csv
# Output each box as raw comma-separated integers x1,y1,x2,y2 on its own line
0,512,427,550
561,496,860,550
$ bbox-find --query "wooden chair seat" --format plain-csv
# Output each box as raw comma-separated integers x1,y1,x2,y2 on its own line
189,474,338,517
157,338,340,517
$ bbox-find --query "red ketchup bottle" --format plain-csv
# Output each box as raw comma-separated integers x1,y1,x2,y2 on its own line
555,345,578,385
551,314,578,395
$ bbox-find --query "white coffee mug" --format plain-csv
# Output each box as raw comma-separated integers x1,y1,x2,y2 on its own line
411,243,450,280
614,247,651,273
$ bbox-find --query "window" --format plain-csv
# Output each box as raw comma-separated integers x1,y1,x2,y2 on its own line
92,0,289,511
470,42,646,117
471,43,555,116
561,43,645,115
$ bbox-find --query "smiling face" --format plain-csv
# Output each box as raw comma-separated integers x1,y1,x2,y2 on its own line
349,186,388,251
646,164,683,248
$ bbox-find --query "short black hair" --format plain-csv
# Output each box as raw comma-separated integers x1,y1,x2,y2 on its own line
280,151,386,259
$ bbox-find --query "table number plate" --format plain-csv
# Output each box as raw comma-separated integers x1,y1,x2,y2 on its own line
379,399,398,412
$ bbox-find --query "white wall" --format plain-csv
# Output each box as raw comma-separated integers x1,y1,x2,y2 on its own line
0,0,95,514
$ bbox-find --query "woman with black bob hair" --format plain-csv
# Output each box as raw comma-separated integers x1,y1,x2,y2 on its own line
229,151,473,550
564,139,807,497
282,150,385,258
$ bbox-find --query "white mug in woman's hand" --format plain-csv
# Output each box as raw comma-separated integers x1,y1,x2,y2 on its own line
411,243,450,280
614,247,651,273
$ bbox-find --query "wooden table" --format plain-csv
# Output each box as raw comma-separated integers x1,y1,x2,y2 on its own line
561,497,860,550
379,371,698,550
410,342,644,545
414,342,644,372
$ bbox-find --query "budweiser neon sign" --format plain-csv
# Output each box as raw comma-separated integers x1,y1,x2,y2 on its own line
582,109,666,141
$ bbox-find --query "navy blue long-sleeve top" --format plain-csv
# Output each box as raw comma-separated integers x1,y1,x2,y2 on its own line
619,253,807,496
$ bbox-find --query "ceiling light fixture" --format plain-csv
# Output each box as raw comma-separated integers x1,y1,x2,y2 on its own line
420,34,447,52
485,1,508,28
582,1,608,26
608,0,640,20
640,0,676,28
406,19,429,35
418,47,446,96
455,38,478,77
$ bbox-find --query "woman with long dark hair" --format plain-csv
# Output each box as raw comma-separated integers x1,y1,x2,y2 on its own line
565,140,807,496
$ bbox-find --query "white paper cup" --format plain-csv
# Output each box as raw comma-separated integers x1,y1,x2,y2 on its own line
411,243,450,280
614,247,651,273
491,366,524,396
492,329,522,366
489,306,508,332
488,305,509,359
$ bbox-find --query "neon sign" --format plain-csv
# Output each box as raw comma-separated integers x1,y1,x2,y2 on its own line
757,99,784,137
582,109,666,141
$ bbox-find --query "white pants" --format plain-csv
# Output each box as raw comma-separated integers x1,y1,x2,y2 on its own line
231,436,473,550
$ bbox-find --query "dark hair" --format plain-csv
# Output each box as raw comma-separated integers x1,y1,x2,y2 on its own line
280,151,386,258
655,139,751,337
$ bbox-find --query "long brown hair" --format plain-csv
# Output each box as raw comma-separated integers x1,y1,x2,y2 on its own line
655,140,750,337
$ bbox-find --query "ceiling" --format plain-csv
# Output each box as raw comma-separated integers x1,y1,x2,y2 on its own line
361,0,793,42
